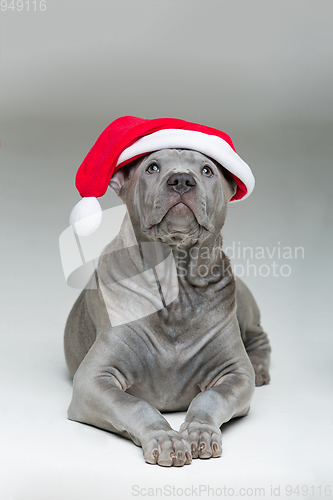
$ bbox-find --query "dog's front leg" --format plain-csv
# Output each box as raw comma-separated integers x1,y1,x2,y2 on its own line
180,357,255,459
67,337,192,467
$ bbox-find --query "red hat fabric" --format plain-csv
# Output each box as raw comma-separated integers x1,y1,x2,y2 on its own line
69,116,255,236
75,116,254,202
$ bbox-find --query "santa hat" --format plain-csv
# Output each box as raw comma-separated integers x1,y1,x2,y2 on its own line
70,116,255,235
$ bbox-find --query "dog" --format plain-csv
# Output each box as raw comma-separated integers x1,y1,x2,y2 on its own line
64,147,271,467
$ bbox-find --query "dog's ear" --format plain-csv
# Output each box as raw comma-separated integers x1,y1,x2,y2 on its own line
211,159,237,201
109,160,139,195
220,166,238,201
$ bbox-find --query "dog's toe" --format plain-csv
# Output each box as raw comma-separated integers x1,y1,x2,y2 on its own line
253,363,270,386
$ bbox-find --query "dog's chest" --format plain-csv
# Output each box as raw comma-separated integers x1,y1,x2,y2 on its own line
123,289,233,411
158,276,230,326
125,336,210,411
125,343,202,411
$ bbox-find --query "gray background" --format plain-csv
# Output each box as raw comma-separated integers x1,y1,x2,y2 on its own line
1,1,332,499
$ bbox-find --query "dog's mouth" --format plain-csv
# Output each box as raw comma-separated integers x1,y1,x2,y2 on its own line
138,174,217,243
167,201,193,217
143,199,211,249
148,200,200,230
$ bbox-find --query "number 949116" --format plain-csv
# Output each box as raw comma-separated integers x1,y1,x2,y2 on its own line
1,0,46,11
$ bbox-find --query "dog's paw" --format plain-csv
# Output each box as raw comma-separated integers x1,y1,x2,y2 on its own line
179,421,222,459
141,429,192,467
249,355,270,386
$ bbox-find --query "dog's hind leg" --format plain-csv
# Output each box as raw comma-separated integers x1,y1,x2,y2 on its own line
64,284,97,378
235,277,271,386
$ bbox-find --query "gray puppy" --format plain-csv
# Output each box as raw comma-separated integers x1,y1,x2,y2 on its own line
64,149,271,467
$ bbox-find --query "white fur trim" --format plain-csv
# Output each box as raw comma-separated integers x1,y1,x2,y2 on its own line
117,129,255,201
69,197,102,236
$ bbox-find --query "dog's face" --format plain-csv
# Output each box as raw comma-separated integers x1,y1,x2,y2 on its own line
110,149,236,247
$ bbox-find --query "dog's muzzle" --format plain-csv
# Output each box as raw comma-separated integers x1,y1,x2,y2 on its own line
167,172,196,195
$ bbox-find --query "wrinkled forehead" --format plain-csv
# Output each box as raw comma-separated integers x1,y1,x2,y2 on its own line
141,149,216,169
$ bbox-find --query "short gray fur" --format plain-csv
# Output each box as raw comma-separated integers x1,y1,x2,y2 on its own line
64,149,271,467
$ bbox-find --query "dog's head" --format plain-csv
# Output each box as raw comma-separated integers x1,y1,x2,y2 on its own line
109,149,236,248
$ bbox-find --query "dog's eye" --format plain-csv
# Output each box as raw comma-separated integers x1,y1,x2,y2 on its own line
202,166,213,177
146,163,160,174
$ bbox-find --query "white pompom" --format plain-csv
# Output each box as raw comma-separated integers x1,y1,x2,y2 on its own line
69,197,102,236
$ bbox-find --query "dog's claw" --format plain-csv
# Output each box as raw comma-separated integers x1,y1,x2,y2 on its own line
143,430,191,467
181,421,222,459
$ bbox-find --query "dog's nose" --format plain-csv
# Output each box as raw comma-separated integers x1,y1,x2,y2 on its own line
167,172,196,194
